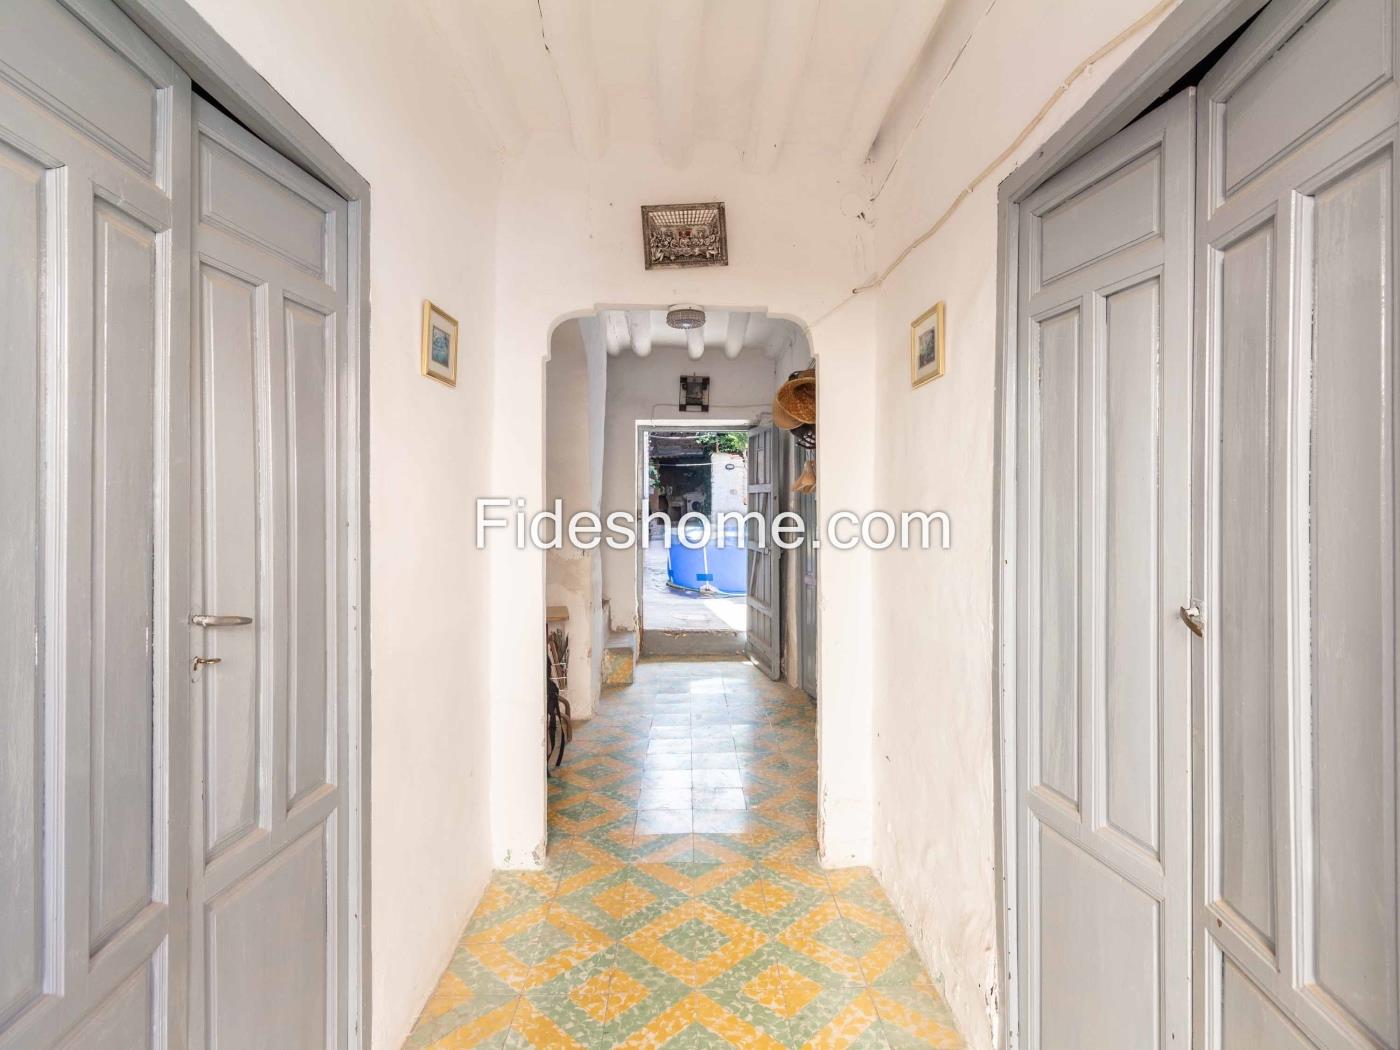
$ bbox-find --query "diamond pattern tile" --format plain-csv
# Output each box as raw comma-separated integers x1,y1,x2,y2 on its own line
405,660,964,1048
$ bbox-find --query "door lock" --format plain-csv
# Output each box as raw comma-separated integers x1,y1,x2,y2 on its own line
193,655,222,672
1179,601,1205,638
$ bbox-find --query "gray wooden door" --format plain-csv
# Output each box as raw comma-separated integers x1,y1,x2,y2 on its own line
746,425,782,679
1013,91,1194,1047
0,1,192,1047
795,444,818,698
1193,0,1400,1045
189,98,351,1049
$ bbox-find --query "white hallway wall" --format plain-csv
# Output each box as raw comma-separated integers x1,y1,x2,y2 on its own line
544,319,608,719
172,1,1184,1047
183,2,503,1047
488,138,878,873
599,343,788,634
854,0,1179,1046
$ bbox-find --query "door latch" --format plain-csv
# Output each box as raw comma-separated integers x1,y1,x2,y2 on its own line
1179,601,1205,638
193,655,222,672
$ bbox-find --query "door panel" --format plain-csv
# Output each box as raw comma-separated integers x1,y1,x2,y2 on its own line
0,2,189,1047
89,199,161,953
198,263,265,861
206,826,330,1049
1034,306,1082,809
286,301,336,807
1195,1,1400,1047
1309,151,1396,1045
1102,277,1162,856
54,963,155,1050
190,97,350,1050
746,425,781,679
1036,827,1160,1050
1016,90,1194,1048
0,137,49,1033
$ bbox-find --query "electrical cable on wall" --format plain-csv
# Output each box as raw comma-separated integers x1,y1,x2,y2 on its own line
808,0,1178,333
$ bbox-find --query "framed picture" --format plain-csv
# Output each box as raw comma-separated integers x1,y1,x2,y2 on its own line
641,202,728,269
910,301,946,388
421,300,459,387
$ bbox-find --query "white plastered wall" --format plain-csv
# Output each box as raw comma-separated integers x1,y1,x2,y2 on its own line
860,0,1178,1046
182,3,503,1047
544,318,608,719
487,138,878,872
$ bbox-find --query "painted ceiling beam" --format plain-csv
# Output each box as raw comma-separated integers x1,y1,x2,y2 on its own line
424,0,528,154
743,0,820,173
686,327,705,360
540,0,606,160
655,0,705,168
602,310,629,356
724,311,749,359
840,0,948,167
627,310,653,357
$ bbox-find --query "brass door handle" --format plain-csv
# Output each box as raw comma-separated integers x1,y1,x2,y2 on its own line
193,656,222,671
1179,602,1204,638
191,614,253,627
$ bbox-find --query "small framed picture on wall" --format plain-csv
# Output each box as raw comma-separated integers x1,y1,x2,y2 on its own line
910,301,946,388
421,300,459,387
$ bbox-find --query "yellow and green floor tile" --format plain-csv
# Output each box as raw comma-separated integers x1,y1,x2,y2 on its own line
404,660,964,1049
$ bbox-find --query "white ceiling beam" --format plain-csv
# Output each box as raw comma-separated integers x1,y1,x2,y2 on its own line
743,0,820,173
724,311,749,359
840,0,949,167
540,0,606,160
423,0,528,154
627,311,653,357
602,310,629,356
686,327,705,360
655,0,705,168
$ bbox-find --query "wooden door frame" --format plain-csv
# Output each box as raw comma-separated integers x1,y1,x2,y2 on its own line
106,1,373,1044
992,1,1268,1045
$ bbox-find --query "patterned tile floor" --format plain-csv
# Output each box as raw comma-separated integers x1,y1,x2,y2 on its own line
404,659,965,1049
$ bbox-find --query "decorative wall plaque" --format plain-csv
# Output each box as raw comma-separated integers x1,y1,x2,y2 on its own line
642,202,728,269
679,374,711,413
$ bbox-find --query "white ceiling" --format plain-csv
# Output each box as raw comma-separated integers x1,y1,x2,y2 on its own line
595,308,798,360
424,0,949,169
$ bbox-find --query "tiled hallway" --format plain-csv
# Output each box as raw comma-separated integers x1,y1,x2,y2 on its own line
405,660,964,1048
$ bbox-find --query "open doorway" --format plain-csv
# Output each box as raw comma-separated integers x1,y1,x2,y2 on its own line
640,428,749,656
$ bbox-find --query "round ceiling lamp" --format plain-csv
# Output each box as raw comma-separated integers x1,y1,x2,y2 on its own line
665,304,706,330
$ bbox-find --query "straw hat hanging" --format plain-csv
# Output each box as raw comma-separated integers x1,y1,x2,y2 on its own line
770,367,817,494
772,396,801,431
774,372,816,426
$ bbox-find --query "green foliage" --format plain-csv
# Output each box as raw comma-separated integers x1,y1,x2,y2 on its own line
695,431,748,456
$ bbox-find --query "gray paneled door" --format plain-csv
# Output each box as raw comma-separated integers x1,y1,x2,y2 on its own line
747,425,782,679
0,3,356,1047
795,444,818,699
0,1,191,1046
190,98,351,1049
1193,0,1400,1045
1013,91,1194,1047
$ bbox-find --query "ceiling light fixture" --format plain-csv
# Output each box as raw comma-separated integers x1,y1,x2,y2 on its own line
665,304,706,330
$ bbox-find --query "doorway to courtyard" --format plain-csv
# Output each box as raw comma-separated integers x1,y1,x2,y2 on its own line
639,427,750,658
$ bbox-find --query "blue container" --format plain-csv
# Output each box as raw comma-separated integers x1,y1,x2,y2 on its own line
667,526,746,596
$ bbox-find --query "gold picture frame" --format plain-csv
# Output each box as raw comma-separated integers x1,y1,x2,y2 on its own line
910,301,946,388
421,300,459,387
